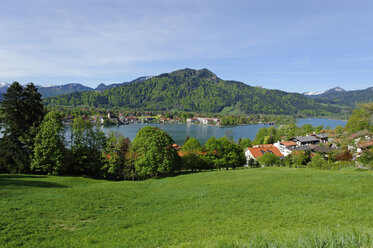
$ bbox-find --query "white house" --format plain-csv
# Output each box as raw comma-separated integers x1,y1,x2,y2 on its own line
273,141,293,157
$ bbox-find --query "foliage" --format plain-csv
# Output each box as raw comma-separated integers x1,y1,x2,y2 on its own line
258,153,282,166
181,137,202,152
289,151,311,167
253,126,280,145
0,82,45,173
346,108,371,132
44,68,341,115
69,117,106,176
238,137,252,150
203,137,246,170
307,154,324,169
132,126,180,178
102,132,132,180
358,147,373,166
31,112,65,175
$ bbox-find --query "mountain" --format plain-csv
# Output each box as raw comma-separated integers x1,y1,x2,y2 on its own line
311,87,373,107
305,87,346,97
304,87,345,97
94,76,152,91
0,82,9,94
36,83,93,98
44,68,340,115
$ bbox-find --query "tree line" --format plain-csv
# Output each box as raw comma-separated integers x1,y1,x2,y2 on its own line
0,82,247,179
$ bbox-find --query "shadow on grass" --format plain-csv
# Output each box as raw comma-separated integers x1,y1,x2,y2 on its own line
0,174,48,179
0,177,68,188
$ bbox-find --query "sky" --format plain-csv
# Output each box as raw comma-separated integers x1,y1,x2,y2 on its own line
1,0,373,93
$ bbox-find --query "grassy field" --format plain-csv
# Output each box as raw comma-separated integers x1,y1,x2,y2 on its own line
1,167,373,247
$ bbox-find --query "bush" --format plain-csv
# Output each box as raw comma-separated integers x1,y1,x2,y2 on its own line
258,153,281,167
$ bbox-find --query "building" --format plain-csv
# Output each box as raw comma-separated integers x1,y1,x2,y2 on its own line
244,145,284,164
292,136,320,146
312,133,329,143
273,141,293,157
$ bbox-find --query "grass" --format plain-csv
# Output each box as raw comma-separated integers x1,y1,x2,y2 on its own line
1,167,373,247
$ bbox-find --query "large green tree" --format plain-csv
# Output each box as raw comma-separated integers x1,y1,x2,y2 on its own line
0,82,44,173
132,126,180,178
258,153,282,167
31,111,65,175
102,131,132,180
346,107,371,132
70,117,106,176
204,137,246,170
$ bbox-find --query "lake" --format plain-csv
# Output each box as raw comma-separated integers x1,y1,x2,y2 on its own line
0,118,347,144
102,118,347,145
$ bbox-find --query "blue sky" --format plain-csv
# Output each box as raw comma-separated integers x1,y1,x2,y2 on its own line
1,0,373,92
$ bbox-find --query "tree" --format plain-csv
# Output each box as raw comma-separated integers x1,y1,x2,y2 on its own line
258,153,281,167
253,127,280,145
132,126,180,179
204,137,246,170
180,137,207,171
31,112,65,175
238,138,252,150
307,153,324,169
346,108,371,132
70,117,106,176
181,137,202,152
0,82,45,173
102,132,132,180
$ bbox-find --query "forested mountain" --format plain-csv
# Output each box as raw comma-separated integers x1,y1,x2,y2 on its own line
310,87,373,107
37,83,93,98
44,68,340,115
95,76,153,91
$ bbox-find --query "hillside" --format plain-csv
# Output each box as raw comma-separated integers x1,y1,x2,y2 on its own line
0,77,151,100
310,87,373,107
95,76,153,91
1,168,372,247
44,68,340,115
37,83,93,98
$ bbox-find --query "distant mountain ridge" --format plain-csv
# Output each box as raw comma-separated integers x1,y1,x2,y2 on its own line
94,76,153,91
0,77,153,100
309,87,373,107
43,68,340,115
304,87,345,96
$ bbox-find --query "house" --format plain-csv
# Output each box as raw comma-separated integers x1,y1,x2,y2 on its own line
244,145,284,164
356,140,373,157
186,118,199,123
91,115,104,124
273,141,293,156
292,136,320,146
196,117,221,125
312,133,328,143
280,140,297,149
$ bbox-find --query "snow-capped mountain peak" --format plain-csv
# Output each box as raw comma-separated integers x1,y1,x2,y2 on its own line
304,87,345,96
0,82,9,87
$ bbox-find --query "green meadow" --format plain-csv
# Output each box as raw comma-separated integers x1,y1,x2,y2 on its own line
1,167,373,247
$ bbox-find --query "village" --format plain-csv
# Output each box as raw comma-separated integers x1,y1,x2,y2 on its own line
61,111,222,126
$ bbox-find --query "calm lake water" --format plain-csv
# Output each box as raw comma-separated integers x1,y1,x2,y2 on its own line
102,118,347,145
0,118,347,145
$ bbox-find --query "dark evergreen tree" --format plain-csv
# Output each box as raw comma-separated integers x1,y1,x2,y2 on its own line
0,82,45,173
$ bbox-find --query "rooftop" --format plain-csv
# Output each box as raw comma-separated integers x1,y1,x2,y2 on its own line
247,146,284,159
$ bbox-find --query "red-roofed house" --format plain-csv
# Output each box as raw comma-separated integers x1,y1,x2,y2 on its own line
244,145,284,164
